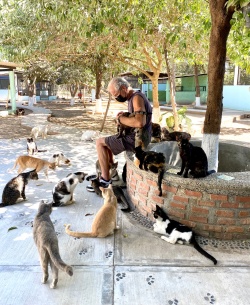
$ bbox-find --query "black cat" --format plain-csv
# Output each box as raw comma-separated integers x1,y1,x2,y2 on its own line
176,136,215,178
1,170,39,207
153,204,217,265
135,145,165,196
151,123,162,143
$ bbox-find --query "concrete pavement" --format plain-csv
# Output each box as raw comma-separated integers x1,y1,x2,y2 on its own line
0,101,250,305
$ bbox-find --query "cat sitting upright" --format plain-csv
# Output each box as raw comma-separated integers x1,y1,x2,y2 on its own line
176,135,215,178
153,205,217,265
65,184,118,238
96,159,119,181
1,170,38,207
52,172,88,207
135,145,165,196
33,201,73,288
27,137,47,155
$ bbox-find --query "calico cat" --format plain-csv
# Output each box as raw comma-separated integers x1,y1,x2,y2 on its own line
65,185,118,238
52,172,88,207
27,137,47,155
176,136,215,178
33,201,73,288
11,155,56,181
153,205,217,265
90,178,132,211
151,123,162,143
135,145,165,196
1,170,38,207
161,127,191,142
96,159,119,181
116,112,135,138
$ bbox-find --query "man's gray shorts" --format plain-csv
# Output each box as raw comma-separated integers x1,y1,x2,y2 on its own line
105,133,135,155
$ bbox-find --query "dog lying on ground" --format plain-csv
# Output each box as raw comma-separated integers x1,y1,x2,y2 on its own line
31,125,48,139
48,153,71,166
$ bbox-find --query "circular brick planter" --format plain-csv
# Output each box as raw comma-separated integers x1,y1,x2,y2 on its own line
125,141,250,240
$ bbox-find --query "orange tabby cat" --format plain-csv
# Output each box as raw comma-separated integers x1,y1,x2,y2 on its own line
12,155,56,181
65,185,118,238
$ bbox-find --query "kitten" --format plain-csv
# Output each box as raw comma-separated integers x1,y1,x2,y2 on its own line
1,170,38,207
65,185,118,238
176,136,215,178
27,137,47,155
161,127,191,142
52,172,88,207
153,205,217,265
15,108,25,116
90,178,132,211
116,112,135,138
11,155,56,181
33,201,73,288
96,159,119,181
135,145,165,196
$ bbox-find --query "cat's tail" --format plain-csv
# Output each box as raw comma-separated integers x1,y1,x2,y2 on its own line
64,224,97,238
46,246,73,276
8,158,18,173
207,169,216,176
37,150,47,152
191,236,217,265
158,168,165,197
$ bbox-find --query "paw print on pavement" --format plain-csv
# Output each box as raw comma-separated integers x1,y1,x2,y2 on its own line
25,221,33,227
18,213,25,217
116,272,126,281
105,251,113,258
168,299,178,305
79,248,88,255
204,293,216,304
146,275,155,285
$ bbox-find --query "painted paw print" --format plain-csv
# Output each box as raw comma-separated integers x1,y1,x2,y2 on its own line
105,251,113,258
204,293,216,304
146,275,155,285
52,220,58,225
168,299,178,305
18,213,25,217
55,231,60,236
116,272,126,281
79,248,88,255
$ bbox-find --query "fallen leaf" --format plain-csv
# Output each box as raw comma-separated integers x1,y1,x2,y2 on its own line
8,226,17,232
85,213,94,216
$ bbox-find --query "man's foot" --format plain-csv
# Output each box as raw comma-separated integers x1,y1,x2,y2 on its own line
99,177,112,188
86,185,95,192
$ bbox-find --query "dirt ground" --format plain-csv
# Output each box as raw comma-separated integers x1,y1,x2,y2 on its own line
0,100,250,140
0,99,126,139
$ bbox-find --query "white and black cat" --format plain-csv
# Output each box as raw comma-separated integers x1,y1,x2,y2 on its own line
153,205,217,265
177,136,215,178
1,170,39,207
33,201,73,288
52,172,87,206
27,137,47,155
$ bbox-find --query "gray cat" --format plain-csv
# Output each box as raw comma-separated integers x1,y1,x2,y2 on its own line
33,201,73,289
1,170,38,207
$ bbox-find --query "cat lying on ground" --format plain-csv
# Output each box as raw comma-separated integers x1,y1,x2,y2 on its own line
52,172,88,207
11,155,56,181
33,201,73,289
48,153,71,167
31,125,48,139
81,130,100,141
1,170,38,207
65,185,118,238
135,145,166,196
153,205,217,265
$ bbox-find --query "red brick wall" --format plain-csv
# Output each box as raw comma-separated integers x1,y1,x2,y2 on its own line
126,157,250,240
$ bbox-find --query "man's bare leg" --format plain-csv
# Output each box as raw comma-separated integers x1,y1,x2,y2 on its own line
96,137,112,181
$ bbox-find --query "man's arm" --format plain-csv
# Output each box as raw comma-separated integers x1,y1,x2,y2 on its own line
118,95,146,128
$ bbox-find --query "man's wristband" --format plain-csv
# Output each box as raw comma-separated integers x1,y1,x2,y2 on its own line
117,116,122,124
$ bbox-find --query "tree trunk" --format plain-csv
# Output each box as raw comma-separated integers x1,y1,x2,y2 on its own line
194,64,201,107
70,84,78,106
151,76,160,123
202,0,234,170
95,68,102,100
164,47,179,131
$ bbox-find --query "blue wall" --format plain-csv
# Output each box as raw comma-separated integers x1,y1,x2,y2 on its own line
223,86,250,111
